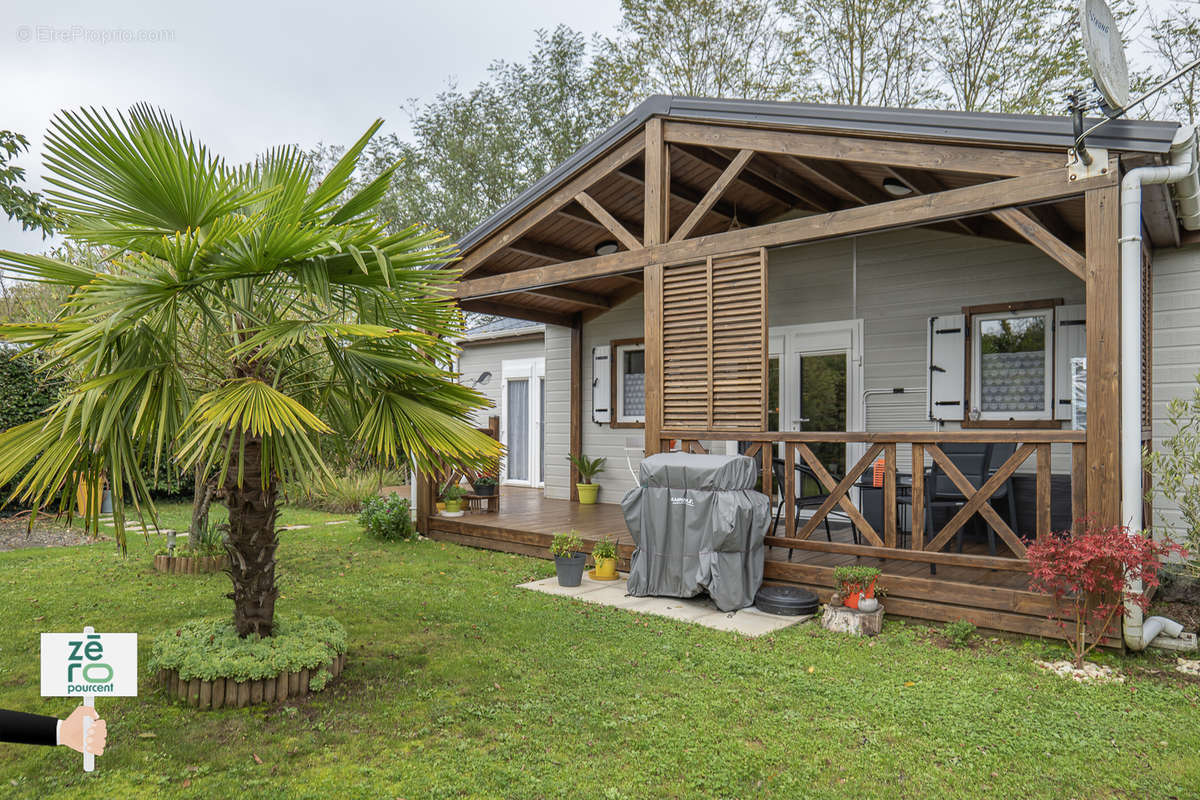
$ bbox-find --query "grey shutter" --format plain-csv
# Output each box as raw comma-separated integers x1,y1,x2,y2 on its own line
592,345,611,424
1054,304,1086,421
927,314,965,422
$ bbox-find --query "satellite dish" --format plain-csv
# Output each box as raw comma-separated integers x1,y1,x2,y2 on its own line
1080,0,1129,109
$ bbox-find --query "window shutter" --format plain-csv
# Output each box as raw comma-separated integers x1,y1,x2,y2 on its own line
660,249,767,431
591,345,611,424
1054,304,1086,421
927,314,965,422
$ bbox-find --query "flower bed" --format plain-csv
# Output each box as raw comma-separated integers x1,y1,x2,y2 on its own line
150,615,348,709
153,554,229,574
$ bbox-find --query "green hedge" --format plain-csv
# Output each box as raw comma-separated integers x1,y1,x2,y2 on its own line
150,614,347,682
0,351,64,510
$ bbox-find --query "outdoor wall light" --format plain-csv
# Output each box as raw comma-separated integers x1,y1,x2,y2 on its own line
882,177,914,197
471,371,492,387
594,240,620,256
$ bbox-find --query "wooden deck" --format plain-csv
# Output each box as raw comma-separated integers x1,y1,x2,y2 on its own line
426,487,1076,640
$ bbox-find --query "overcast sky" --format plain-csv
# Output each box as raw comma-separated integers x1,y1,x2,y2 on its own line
0,0,1185,255
1,0,622,253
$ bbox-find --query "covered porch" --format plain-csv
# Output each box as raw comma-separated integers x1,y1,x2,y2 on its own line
426,481,1069,639
418,98,1187,641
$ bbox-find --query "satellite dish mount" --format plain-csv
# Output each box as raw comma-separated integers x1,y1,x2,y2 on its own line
1069,0,1128,173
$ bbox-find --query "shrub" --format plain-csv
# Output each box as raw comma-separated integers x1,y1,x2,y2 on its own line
358,494,416,542
1145,372,1200,576
566,454,606,484
284,471,402,514
0,351,64,511
150,614,347,682
441,484,468,502
592,536,617,561
943,619,976,648
1027,522,1184,667
832,565,880,596
550,530,583,558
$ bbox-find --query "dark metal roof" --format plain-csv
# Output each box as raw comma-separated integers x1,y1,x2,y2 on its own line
459,316,544,342
457,95,1181,259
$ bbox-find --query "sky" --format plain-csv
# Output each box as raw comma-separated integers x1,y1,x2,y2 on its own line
0,0,1188,255
0,0,623,253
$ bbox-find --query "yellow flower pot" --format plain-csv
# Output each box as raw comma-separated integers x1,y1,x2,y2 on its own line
593,556,618,580
577,483,600,504
435,502,446,513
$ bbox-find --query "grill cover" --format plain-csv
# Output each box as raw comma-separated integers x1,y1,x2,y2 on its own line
621,453,770,611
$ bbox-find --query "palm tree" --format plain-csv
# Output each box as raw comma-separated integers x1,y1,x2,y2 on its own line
0,106,498,637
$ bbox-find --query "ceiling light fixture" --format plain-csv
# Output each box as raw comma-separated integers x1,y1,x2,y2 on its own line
882,177,914,197
594,240,620,256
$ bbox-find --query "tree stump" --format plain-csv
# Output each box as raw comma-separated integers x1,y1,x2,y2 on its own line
820,603,884,637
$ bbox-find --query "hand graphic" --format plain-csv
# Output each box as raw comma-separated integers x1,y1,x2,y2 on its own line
60,705,106,756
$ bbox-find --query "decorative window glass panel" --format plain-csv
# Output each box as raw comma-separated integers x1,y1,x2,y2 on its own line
614,342,646,424
971,310,1053,420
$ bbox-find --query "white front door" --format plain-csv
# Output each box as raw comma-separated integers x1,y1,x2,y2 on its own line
500,358,545,487
770,320,864,475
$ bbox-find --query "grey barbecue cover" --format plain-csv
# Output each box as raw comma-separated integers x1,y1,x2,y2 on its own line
622,453,770,611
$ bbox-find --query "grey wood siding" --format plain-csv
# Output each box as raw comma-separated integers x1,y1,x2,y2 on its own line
543,325,573,500
457,337,545,428
1151,243,1200,542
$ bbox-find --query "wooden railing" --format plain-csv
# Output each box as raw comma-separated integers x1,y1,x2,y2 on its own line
661,429,1088,572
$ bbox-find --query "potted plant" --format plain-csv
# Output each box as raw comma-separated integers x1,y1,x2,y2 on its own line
591,536,619,580
441,484,468,516
567,454,607,504
471,474,498,497
550,530,587,587
833,565,881,610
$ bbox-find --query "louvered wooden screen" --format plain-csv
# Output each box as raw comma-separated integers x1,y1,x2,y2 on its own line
659,249,767,431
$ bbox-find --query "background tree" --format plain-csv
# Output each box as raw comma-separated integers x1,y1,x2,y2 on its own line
594,0,811,112
795,0,941,108
312,26,613,241
0,106,498,637
1149,6,1200,125
0,131,59,237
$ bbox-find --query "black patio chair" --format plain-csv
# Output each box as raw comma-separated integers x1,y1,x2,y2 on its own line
896,442,993,574
769,457,859,560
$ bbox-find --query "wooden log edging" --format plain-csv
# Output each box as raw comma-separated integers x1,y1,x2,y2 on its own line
158,652,347,709
153,555,230,574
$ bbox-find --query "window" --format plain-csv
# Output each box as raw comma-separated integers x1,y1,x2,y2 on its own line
969,307,1055,421
612,339,645,426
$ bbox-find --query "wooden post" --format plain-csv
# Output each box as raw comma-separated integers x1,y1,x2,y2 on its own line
642,118,669,458
414,469,430,535
785,443,796,538
910,444,924,551
883,443,897,548
569,319,582,500
1036,443,1051,541
644,263,663,457
644,118,669,247
1085,183,1121,528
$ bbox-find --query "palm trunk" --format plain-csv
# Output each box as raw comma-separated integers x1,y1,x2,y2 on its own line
223,434,279,637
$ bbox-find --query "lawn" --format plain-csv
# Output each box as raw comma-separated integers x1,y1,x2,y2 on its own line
1,508,1198,799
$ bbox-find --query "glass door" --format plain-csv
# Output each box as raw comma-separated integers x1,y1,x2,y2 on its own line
506,379,530,483
797,352,848,483
500,358,546,487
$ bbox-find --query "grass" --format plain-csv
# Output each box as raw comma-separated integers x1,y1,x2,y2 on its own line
1,508,1199,799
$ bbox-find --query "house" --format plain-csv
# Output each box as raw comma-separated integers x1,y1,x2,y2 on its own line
425,96,1200,643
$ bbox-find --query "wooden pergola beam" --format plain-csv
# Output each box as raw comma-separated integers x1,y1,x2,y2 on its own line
554,206,644,240
663,120,1063,176
506,238,590,263
458,298,578,328
455,165,1117,301
457,133,645,278
882,165,980,237
675,144,816,209
574,191,641,251
671,149,755,242
615,163,748,224
521,285,612,310
991,207,1086,280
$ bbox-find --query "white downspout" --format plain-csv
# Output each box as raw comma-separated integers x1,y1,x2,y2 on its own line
1119,125,1199,650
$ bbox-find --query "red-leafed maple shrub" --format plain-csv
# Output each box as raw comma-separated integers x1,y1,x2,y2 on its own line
1026,521,1184,667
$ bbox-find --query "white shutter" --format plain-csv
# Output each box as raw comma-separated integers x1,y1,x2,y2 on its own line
927,314,965,422
591,345,611,424
1054,304,1086,421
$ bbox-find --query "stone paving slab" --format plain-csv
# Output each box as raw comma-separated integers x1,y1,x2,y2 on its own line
519,574,811,637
